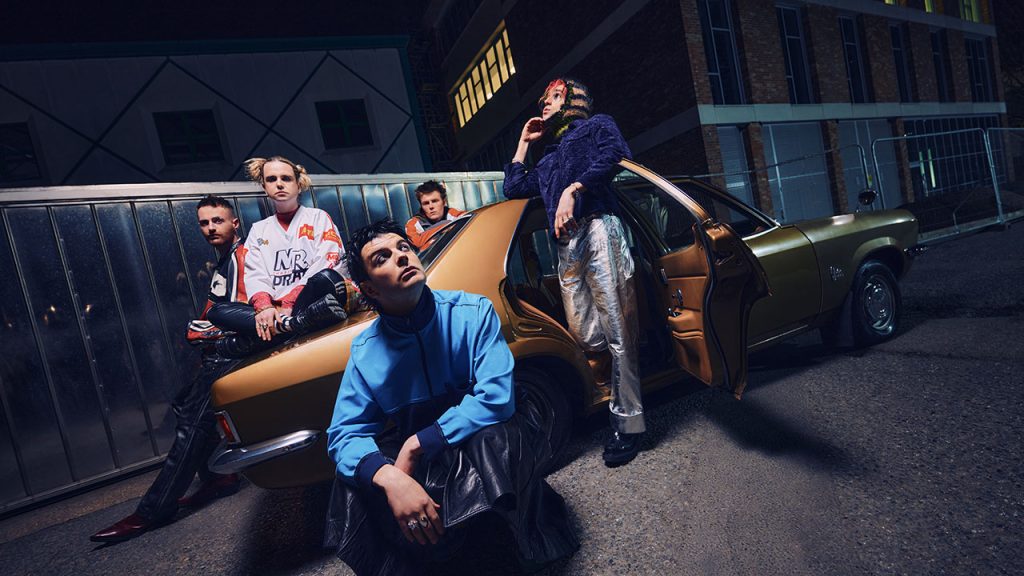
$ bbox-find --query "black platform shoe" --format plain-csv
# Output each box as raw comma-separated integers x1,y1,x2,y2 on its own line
289,294,347,334
603,431,642,467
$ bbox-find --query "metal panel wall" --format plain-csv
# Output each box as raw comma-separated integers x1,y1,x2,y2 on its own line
0,171,503,515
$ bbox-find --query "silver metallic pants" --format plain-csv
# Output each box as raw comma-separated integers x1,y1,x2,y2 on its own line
557,214,645,434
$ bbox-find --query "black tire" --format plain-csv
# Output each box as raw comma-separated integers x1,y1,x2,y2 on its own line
851,260,901,347
516,368,573,468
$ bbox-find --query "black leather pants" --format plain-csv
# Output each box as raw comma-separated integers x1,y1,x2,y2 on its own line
135,353,240,522
325,396,579,575
207,269,345,336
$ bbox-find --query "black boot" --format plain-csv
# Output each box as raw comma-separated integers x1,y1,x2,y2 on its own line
289,294,347,335
215,334,271,358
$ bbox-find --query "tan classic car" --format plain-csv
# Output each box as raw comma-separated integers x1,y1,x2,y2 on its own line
209,160,918,488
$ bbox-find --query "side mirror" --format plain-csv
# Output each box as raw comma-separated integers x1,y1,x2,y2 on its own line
858,189,877,206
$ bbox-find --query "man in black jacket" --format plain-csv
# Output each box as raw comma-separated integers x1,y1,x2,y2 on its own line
90,195,246,543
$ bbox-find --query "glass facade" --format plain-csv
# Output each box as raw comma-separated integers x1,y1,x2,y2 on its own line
838,119,899,209
763,122,833,222
716,125,754,206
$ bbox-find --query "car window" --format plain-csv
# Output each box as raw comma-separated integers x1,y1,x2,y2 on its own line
615,172,698,252
674,181,773,238
418,215,473,268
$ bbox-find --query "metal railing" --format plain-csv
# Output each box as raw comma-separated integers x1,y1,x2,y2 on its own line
0,171,503,516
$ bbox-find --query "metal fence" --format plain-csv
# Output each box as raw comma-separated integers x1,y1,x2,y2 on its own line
681,144,875,223
987,128,1024,225
0,171,504,516
685,127,1024,243
873,128,995,240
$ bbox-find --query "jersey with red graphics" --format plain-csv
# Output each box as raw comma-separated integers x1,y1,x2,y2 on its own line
243,206,348,305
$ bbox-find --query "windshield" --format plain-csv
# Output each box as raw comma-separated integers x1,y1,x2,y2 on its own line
418,214,474,269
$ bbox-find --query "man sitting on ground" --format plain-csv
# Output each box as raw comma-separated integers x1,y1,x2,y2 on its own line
404,180,465,249
324,219,578,574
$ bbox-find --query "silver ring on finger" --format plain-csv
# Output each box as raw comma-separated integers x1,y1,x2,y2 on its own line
418,516,430,528
407,520,419,531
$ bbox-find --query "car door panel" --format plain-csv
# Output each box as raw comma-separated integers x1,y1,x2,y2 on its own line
615,161,770,397
660,221,769,396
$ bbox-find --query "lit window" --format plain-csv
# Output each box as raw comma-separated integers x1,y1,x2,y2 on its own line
315,100,372,149
153,110,225,165
451,23,516,128
961,0,981,22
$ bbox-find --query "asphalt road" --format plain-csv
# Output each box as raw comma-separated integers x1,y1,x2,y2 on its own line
2,222,1021,576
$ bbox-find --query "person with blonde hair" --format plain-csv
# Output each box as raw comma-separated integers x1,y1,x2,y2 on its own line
205,156,357,356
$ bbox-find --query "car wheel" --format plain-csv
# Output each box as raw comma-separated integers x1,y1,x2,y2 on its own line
851,260,901,347
516,367,573,468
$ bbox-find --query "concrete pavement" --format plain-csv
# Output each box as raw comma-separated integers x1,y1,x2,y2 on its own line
2,221,1021,575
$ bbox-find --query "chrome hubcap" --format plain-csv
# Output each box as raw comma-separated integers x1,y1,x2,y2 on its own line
862,274,895,333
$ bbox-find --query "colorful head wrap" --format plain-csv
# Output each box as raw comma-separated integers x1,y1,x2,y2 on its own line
538,77,592,139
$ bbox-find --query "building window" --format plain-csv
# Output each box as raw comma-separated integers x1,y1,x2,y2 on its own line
762,122,834,222
315,100,373,149
698,0,745,105
840,16,871,103
153,110,224,166
961,0,981,22
964,38,994,102
0,123,42,183
931,31,953,102
451,25,516,129
716,126,754,205
776,6,813,104
891,24,913,102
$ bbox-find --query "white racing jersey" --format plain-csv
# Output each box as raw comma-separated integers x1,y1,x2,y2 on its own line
243,205,348,303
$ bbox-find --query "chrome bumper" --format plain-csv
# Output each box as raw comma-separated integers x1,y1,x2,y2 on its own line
209,430,320,475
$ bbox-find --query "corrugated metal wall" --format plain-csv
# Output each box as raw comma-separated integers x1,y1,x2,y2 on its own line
0,171,503,515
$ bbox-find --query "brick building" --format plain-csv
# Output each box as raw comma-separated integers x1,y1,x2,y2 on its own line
426,0,1005,222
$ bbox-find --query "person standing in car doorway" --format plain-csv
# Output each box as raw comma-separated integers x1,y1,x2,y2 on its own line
503,77,644,466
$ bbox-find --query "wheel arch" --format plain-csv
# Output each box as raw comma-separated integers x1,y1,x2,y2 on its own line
513,354,587,418
853,239,909,279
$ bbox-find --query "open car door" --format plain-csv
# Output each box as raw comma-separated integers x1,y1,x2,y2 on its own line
617,161,770,398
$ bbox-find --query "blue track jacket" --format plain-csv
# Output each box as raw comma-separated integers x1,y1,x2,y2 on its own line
326,288,515,489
